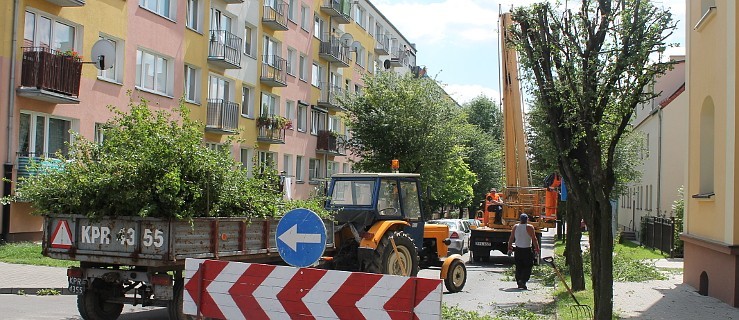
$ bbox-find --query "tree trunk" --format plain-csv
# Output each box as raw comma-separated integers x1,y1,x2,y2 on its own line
589,201,614,319
565,199,585,291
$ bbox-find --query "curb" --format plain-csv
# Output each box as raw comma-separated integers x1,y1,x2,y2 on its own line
0,287,74,295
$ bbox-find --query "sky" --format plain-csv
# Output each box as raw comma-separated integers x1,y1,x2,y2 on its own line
372,0,687,105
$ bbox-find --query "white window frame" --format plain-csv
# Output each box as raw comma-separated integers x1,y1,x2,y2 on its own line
242,86,254,118
97,35,123,83
297,103,307,132
283,154,293,178
244,25,255,57
327,161,338,178
241,148,254,178
354,5,366,29
310,109,324,135
342,163,350,174
311,62,322,88
184,64,200,103
313,14,324,40
135,48,173,96
286,47,296,76
24,10,80,53
260,93,279,117
309,158,322,182
300,5,310,31
299,54,307,81
258,151,277,172
18,112,75,158
285,100,295,129
139,0,176,20
296,155,304,182
208,74,231,101
186,0,202,31
287,0,296,22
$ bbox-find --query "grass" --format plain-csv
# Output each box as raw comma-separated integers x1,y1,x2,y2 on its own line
442,304,550,320
0,242,78,268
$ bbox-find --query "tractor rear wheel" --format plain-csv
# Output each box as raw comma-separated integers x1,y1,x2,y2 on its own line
363,231,419,276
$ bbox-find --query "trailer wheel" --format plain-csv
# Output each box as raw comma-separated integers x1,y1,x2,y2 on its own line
444,259,467,293
77,283,123,320
364,231,419,276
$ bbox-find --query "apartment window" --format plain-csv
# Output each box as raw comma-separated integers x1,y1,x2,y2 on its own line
211,8,232,32
19,112,72,158
345,79,350,92
299,55,307,81
342,163,350,173
286,48,296,76
283,154,293,177
98,35,123,83
140,0,174,19
309,158,322,182
329,116,341,132
24,11,77,52
260,93,278,116
94,123,105,145
240,148,254,178
208,74,230,101
367,52,374,72
242,86,254,118
296,155,304,182
327,161,338,178
314,14,324,39
354,84,361,95
258,151,277,172
356,46,366,68
300,5,310,31
311,109,325,135
297,103,307,132
244,25,254,56
311,63,323,87
184,65,200,103
285,100,295,127
262,36,281,67
368,16,375,35
136,49,172,95
186,0,201,31
287,0,296,22
354,5,366,29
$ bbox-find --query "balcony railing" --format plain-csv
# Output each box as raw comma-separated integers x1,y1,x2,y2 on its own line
318,83,344,111
319,35,350,67
316,130,346,156
44,0,85,6
18,47,82,104
374,34,390,55
206,99,239,134
257,116,287,144
261,56,287,87
16,153,64,181
208,30,242,69
263,2,288,31
222,0,244,3
320,0,351,24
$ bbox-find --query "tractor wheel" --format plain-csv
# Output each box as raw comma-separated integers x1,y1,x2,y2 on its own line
444,259,467,293
77,281,123,320
363,231,419,276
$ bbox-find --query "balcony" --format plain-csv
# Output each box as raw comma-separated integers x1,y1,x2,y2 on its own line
208,30,242,69
374,34,390,55
318,83,344,111
263,2,288,31
205,99,239,134
261,56,287,87
44,0,85,6
222,0,244,3
319,35,350,67
16,153,64,181
316,130,346,156
18,47,82,104
256,115,289,144
320,0,351,24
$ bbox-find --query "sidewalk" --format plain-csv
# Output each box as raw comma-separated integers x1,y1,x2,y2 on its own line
0,262,70,295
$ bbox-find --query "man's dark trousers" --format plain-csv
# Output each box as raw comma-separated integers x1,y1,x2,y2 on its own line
514,247,534,288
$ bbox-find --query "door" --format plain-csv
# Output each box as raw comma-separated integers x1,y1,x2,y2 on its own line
399,179,424,250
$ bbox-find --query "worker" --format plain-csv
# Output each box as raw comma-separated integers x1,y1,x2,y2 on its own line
507,213,540,290
487,188,504,224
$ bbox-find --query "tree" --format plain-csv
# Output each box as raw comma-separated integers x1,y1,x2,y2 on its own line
462,96,505,212
510,1,676,318
341,71,474,211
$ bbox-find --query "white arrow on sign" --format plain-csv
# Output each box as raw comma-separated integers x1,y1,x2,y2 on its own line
278,224,322,251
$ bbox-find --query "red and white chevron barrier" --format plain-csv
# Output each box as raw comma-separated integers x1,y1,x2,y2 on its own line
183,259,443,320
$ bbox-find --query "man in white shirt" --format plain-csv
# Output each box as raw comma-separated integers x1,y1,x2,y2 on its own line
507,213,540,290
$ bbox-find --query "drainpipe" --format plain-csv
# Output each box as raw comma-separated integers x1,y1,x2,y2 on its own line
657,106,663,216
2,0,20,242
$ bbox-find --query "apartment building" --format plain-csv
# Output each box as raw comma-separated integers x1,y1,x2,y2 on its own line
0,0,418,242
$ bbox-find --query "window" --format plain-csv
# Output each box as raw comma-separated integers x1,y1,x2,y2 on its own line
342,163,350,173
309,158,322,181
368,16,375,35
241,86,254,117
314,14,325,39
699,100,715,194
140,0,174,19
260,93,278,116
262,36,281,67
356,45,366,68
300,5,310,31
287,0,296,22
184,65,200,103
94,123,105,145
240,148,254,178
367,52,374,72
283,154,293,177
329,116,341,132
327,161,338,178
354,84,361,95
208,74,230,101
285,100,295,127
299,55,307,81
297,103,307,132
136,49,172,95
244,25,254,56
258,151,277,172
296,155,304,182
98,35,123,83
401,181,421,219
354,5,365,29
311,109,325,135
18,112,73,158
286,48,296,76
186,0,201,31
311,63,323,87
24,11,77,52
210,8,232,32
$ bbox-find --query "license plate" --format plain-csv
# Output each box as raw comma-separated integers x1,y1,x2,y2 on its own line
68,278,86,295
475,242,492,247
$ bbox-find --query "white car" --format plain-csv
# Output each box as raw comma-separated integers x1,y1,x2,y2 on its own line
427,219,471,254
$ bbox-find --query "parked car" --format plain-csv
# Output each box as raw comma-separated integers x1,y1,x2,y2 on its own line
467,219,481,228
427,219,471,254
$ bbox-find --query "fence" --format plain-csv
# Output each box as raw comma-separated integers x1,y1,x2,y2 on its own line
641,216,680,257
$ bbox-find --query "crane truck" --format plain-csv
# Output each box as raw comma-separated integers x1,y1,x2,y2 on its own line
468,12,559,263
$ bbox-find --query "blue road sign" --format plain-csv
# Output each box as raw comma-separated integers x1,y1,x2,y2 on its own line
276,208,327,267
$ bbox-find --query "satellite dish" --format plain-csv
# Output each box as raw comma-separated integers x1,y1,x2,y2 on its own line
90,39,116,70
383,59,391,70
350,41,361,52
339,33,354,47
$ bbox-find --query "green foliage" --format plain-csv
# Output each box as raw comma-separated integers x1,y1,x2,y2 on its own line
279,197,332,219
341,71,476,209
671,186,684,256
612,254,666,282
0,242,78,267
442,304,496,320
9,100,281,220
36,288,61,296
461,96,505,208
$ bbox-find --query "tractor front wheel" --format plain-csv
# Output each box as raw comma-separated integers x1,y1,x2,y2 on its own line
363,231,419,277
